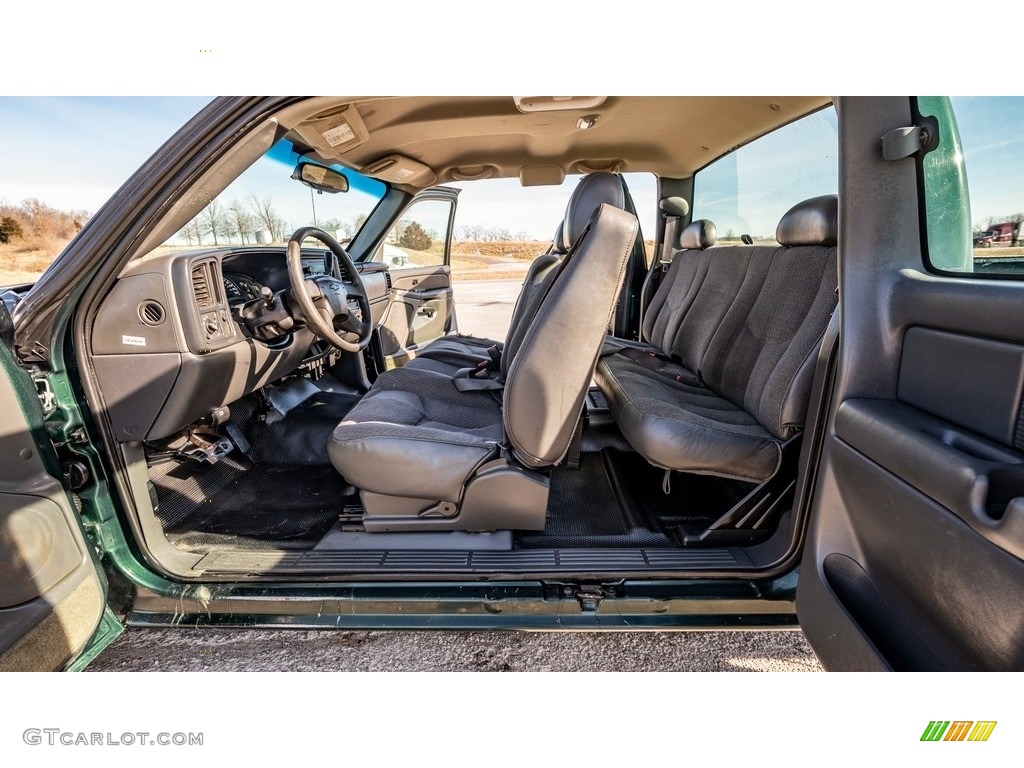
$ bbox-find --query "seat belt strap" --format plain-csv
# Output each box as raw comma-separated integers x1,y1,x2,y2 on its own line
452,362,505,392
660,215,680,270
564,410,586,470
639,200,685,340
486,344,502,368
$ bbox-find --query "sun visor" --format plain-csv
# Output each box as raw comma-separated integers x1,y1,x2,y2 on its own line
292,105,369,156
362,154,436,186
519,165,565,187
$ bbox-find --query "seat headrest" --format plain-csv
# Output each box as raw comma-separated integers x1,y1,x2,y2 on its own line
562,172,625,250
660,197,690,218
776,195,838,246
551,220,565,254
677,219,717,250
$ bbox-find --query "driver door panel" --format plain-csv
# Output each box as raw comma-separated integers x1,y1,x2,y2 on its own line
379,267,455,364
370,187,459,369
0,312,114,670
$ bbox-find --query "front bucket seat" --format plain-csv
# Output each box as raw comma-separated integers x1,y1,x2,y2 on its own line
327,204,640,532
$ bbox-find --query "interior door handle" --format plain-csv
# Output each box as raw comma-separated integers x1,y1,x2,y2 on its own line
417,307,436,318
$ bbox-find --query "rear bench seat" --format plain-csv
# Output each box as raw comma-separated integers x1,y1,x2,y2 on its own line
595,195,838,483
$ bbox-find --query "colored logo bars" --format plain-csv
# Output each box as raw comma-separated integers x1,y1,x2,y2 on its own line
920,721,997,742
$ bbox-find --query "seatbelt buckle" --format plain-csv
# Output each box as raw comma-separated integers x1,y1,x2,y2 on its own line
486,344,502,367
470,360,491,378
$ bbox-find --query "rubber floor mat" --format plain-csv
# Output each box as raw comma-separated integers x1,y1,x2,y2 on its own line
516,451,672,549
148,388,360,552
237,392,361,466
606,450,756,531
152,461,347,551
515,449,756,549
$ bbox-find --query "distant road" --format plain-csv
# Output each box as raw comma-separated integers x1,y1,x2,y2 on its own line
451,278,521,341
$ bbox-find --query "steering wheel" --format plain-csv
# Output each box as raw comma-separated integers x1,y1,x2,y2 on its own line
286,227,373,353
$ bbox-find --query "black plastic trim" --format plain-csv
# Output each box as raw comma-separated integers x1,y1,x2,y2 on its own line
194,546,751,576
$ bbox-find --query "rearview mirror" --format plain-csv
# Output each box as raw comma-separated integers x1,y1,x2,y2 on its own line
291,162,349,194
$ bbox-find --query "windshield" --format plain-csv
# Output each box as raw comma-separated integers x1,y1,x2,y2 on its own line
163,138,387,250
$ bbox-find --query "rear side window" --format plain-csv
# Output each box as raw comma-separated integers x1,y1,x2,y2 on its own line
693,107,837,244
918,96,1024,277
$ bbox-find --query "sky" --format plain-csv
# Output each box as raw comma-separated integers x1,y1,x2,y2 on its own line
1,96,1022,240
0,97,212,212
0,96,656,241
948,96,1024,226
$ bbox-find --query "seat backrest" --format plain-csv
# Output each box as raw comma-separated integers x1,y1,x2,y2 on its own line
701,195,839,438
501,172,627,374
499,223,568,358
503,204,639,467
642,219,717,353
670,244,773,374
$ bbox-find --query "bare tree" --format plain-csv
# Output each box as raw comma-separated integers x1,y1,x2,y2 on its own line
982,213,1024,229
187,220,204,245
249,195,285,243
349,213,368,237
16,198,89,240
457,224,486,241
178,221,197,246
227,199,254,245
275,218,290,242
478,227,512,241
199,201,228,246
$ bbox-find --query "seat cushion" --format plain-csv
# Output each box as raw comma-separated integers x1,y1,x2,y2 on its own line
600,341,703,387
403,334,501,376
596,355,782,482
328,366,503,501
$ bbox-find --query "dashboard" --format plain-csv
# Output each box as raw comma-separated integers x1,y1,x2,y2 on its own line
90,246,392,443
222,273,266,304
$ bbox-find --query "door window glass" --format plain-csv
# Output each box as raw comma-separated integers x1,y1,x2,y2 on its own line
694,107,838,244
918,96,1024,276
372,198,453,270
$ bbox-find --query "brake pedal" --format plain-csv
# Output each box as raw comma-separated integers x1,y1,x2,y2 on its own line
225,422,251,454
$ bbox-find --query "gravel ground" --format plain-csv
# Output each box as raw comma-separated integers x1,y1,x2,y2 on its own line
89,628,822,672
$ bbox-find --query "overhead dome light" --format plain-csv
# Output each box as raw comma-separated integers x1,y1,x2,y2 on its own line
576,114,599,130
450,165,496,181
514,96,607,113
574,159,622,174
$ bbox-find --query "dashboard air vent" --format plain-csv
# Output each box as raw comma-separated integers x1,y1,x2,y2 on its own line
384,270,392,292
138,300,166,326
191,263,213,309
